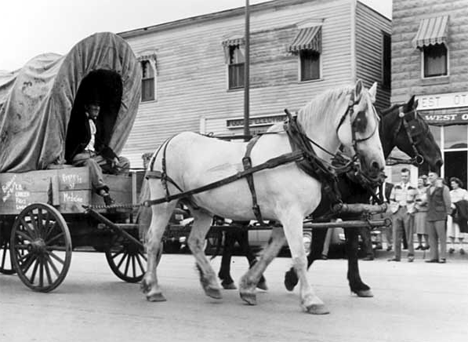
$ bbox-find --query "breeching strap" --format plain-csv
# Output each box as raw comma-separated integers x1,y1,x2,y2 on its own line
143,150,304,207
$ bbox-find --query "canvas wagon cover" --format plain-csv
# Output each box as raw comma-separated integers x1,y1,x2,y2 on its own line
0,32,141,173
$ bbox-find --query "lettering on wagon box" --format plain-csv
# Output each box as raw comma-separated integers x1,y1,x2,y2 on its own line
63,192,83,203
61,173,83,189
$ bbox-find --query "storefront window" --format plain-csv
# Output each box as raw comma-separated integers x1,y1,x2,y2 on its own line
444,125,468,150
429,125,441,146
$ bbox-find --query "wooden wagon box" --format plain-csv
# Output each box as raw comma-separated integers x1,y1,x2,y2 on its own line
0,167,136,215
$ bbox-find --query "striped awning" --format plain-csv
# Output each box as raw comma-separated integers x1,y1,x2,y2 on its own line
288,26,322,53
413,15,449,49
222,35,245,47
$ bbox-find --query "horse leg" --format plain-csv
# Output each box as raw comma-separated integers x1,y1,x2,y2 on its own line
345,227,373,297
284,228,326,291
218,231,236,289
187,211,222,300
282,214,329,314
141,202,177,302
237,229,268,290
239,226,285,305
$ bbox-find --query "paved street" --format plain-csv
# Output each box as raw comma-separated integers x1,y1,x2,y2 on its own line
1,250,468,342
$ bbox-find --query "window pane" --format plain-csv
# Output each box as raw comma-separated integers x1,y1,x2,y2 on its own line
300,50,320,81
444,125,467,149
429,125,441,146
424,44,447,77
142,78,155,101
229,46,245,64
141,61,154,78
229,63,244,89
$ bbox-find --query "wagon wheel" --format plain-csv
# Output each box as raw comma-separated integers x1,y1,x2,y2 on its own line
105,232,147,283
10,203,72,292
0,228,15,275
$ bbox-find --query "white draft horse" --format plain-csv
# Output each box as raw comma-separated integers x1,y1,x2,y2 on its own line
141,80,385,314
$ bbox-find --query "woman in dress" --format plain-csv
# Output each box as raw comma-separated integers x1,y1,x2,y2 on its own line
414,176,429,250
448,177,468,255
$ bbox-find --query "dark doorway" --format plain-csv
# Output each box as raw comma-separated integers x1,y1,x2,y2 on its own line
444,151,467,188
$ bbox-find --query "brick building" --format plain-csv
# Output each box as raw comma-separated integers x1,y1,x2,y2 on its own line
392,0,468,183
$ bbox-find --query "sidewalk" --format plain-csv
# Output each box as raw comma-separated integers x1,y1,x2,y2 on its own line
371,243,468,262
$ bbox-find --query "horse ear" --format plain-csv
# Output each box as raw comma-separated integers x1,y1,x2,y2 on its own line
354,79,363,101
368,82,377,103
408,95,416,109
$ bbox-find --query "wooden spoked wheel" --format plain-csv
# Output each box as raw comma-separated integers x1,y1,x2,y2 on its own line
105,232,147,283
10,203,72,292
0,227,15,275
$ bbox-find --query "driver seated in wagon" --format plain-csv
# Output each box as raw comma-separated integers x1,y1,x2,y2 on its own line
66,100,130,206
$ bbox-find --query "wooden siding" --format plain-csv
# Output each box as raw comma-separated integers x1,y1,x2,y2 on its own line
120,0,389,168
355,2,392,110
392,0,468,104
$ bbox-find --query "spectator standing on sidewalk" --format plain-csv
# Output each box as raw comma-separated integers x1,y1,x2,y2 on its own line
374,179,394,252
447,177,468,255
414,176,430,250
425,173,451,264
388,168,418,262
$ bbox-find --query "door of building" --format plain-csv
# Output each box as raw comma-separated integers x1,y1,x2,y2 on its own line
444,150,468,187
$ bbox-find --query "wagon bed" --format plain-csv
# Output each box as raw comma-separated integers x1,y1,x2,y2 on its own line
0,166,146,292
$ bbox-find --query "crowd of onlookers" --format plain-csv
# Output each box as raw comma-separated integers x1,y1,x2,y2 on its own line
361,168,468,263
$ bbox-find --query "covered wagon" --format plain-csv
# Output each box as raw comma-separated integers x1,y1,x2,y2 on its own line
0,32,145,292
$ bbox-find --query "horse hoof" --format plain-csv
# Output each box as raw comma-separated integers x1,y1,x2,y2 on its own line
147,293,167,302
205,287,222,299
352,289,374,298
240,292,257,305
222,282,237,290
284,269,298,292
140,280,151,294
256,280,268,291
305,304,330,315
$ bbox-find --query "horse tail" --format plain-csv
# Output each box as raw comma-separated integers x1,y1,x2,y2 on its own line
137,177,152,241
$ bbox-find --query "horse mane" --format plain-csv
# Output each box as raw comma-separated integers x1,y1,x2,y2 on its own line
298,86,353,133
380,103,401,116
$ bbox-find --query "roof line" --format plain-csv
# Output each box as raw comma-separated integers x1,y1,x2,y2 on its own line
118,0,332,39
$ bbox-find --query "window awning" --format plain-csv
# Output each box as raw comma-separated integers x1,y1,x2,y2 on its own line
413,15,449,49
222,36,245,47
288,26,322,53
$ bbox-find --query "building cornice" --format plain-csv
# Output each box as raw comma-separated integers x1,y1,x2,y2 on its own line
118,0,335,39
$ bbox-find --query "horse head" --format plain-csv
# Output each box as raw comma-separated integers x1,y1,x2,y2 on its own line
380,95,443,173
334,80,385,180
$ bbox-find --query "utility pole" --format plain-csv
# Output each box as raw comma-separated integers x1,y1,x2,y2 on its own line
244,0,250,140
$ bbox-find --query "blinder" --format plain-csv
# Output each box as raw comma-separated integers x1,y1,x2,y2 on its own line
336,90,379,157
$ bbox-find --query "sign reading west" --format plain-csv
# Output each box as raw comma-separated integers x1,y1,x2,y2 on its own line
416,91,468,125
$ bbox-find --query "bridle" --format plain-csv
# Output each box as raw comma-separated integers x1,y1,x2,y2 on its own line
336,91,380,159
289,91,380,177
287,90,384,205
387,106,428,166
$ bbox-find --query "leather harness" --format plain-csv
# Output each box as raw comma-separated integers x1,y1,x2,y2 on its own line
144,91,379,220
